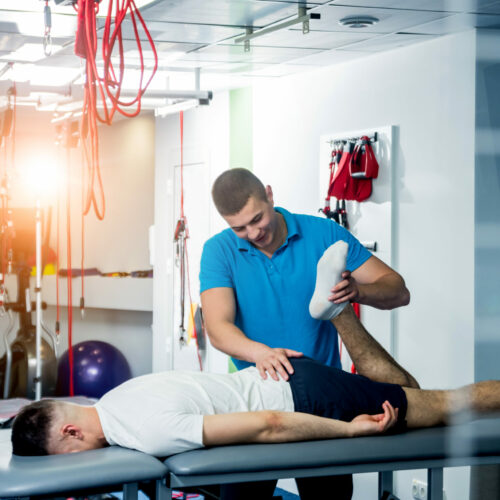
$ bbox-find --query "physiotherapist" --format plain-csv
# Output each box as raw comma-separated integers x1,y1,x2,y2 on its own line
199,168,410,500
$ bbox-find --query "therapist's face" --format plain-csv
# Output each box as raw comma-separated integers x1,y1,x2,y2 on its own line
224,186,280,252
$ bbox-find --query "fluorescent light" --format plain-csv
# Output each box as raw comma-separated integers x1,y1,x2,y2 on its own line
0,0,156,13
56,101,85,112
0,43,63,63
1,64,81,87
96,0,157,15
122,50,185,66
50,111,73,124
155,99,200,118
123,50,158,61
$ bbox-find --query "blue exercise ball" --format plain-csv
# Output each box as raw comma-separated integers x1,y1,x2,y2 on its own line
57,341,132,398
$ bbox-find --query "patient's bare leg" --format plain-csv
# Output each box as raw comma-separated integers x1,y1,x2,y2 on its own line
404,380,500,428
332,305,420,388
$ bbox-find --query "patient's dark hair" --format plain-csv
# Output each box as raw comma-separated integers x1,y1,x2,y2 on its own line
11,399,56,456
212,168,268,215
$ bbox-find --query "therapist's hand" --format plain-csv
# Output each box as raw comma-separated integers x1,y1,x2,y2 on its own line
329,271,360,304
253,346,303,382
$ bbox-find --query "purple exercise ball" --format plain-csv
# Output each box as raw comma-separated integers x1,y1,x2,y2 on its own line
57,340,132,398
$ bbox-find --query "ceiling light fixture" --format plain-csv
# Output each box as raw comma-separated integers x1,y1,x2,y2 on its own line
1,0,156,14
0,43,63,63
235,5,321,52
155,98,209,118
338,15,379,28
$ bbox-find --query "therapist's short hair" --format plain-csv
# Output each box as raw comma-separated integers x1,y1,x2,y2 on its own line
212,168,268,215
11,400,55,456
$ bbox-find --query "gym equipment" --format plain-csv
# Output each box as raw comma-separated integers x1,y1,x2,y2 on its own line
0,208,57,399
57,340,131,398
321,133,380,217
173,112,203,370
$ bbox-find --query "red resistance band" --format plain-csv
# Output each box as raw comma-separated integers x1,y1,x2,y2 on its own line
327,136,379,203
350,303,361,374
338,302,361,374
328,143,353,201
322,148,339,216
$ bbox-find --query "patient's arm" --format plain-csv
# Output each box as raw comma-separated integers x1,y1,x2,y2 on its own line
202,401,397,446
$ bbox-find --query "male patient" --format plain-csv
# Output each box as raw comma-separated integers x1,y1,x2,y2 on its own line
11,242,500,458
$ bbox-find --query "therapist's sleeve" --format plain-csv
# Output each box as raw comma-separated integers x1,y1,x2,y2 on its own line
331,223,372,272
199,237,233,294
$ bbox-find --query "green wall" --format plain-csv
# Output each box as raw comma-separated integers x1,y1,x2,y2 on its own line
230,87,253,171
228,86,253,372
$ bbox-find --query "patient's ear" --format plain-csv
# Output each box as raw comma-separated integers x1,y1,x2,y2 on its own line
62,424,84,440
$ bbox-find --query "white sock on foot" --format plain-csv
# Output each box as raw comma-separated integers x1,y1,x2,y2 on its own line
309,240,349,321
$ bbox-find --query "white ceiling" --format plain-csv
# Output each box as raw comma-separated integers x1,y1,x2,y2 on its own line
0,0,499,106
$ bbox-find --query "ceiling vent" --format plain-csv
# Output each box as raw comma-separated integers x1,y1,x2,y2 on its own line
338,15,379,28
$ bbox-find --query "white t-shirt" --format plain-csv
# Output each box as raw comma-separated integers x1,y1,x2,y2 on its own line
95,367,294,456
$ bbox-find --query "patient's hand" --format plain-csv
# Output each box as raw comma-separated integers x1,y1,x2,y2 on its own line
349,401,398,437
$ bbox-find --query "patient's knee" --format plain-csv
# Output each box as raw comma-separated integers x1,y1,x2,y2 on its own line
400,372,420,389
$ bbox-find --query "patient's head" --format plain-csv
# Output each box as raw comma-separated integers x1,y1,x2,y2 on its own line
12,399,55,456
12,400,106,456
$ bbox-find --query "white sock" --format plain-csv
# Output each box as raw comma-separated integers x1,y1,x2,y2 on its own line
309,240,349,321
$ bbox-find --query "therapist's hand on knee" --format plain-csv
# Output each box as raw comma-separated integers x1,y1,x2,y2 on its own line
254,346,303,381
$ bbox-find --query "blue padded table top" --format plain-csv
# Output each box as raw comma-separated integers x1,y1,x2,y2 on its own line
164,416,500,476
0,429,167,498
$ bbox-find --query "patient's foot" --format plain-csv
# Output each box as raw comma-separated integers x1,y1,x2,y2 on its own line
309,241,348,320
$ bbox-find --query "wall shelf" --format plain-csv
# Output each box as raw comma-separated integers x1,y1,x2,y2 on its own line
3,275,153,312
42,276,153,312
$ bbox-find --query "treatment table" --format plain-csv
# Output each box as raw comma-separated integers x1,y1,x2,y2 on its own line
0,429,169,499
1,416,500,499
163,416,500,500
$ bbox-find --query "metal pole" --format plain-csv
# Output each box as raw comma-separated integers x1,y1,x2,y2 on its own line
427,468,444,500
35,200,42,401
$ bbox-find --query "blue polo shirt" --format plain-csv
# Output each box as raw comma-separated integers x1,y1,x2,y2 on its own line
199,207,371,370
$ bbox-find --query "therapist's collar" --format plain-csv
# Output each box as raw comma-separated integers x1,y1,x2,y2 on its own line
236,207,300,253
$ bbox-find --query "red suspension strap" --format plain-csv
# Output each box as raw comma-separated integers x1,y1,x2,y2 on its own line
0,178,9,313
346,136,379,202
73,0,158,220
80,147,85,317
72,0,157,322
55,160,60,337
320,143,349,229
10,85,16,171
66,141,74,396
324,136,380,204
173,112,203,370
350,303,361,374
321,147,338,218
0,85,17,311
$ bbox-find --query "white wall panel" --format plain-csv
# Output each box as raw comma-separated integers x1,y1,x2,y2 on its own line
153,93,230,373
252,30,476,500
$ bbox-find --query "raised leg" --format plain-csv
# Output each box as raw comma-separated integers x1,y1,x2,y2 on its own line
309,241,349,321
332,305,419,388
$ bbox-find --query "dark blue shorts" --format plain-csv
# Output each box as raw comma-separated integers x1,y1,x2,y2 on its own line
288,357,408,429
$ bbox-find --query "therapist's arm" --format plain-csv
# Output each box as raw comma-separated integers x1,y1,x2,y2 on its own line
201,287,302,381
202,402,397,446
330,255,410,310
